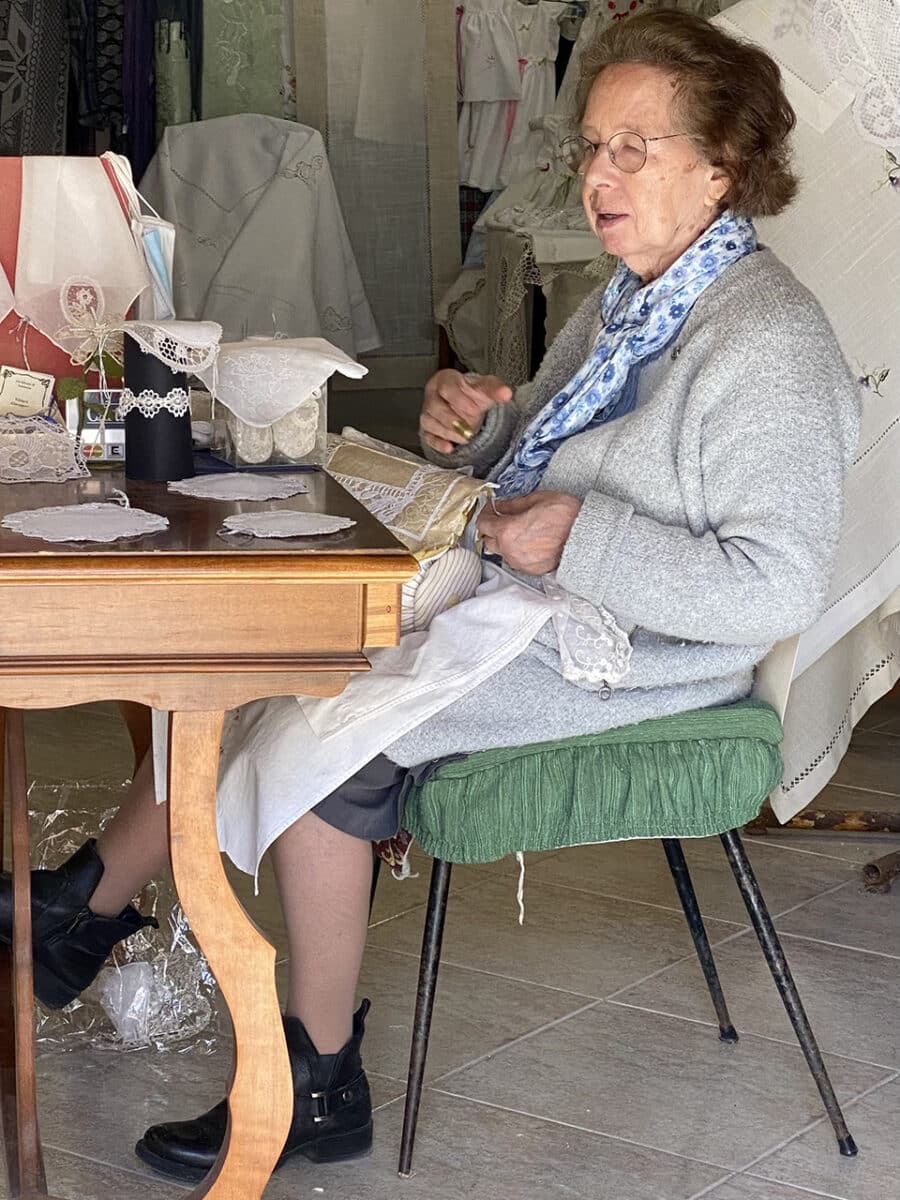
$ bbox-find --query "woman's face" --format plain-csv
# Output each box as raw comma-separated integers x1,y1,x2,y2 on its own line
580,63,729,282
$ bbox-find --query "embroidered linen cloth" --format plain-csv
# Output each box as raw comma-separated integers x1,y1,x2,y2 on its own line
716,1,900,817
140,116,381,353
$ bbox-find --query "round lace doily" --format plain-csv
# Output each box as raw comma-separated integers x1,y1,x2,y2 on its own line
0,414,89,484
219,511,356,539
118,388,191,419
1,503,169,544
168,473,310,502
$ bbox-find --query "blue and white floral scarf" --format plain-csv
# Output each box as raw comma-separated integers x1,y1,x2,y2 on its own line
493,210,758,499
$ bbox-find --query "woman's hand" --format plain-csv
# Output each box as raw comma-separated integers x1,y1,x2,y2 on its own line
477,491,583,575
420,370,513,454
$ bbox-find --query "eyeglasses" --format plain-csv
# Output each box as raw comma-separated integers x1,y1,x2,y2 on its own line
558,130,689,176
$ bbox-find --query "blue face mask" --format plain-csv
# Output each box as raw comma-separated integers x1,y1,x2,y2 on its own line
134,217,176,319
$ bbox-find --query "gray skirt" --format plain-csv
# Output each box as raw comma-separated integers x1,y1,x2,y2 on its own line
312,755,451,841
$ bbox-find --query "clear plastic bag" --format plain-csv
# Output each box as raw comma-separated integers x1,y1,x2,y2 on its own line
27,777,220,1056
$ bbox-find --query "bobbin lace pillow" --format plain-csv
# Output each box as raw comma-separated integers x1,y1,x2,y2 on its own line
118,388,191,419
0,415,89,484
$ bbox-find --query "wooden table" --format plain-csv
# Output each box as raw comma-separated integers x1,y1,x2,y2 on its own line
0,470,416,1200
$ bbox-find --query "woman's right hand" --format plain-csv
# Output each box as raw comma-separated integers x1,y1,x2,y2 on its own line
420,370,513,454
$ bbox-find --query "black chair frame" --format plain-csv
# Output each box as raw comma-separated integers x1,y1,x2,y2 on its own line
398,829,858,1175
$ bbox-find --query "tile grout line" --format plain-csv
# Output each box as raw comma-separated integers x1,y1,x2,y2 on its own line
428,1086,739,1175
362,944,609,1001
684,1170,738,1200
769,927,900,962
735,1069,900,1177
600,998,900,1073
429,997,604,1086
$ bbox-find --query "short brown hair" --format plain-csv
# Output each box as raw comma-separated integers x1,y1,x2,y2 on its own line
575,8,798,218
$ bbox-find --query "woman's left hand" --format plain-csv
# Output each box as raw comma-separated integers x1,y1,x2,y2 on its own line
477,491,582,575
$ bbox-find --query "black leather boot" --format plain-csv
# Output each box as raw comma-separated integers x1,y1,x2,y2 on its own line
135,1000,374,1182
0,839,158,1010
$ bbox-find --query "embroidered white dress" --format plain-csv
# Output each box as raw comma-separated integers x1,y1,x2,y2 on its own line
458,1,568,191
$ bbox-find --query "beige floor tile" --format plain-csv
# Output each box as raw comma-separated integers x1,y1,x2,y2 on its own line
775,878,900,958
750,1076,900,1200
440,1004,889,1172
262,1091,729,1200
701,1175,841,1199
277,946,592,1084
366,875,742,998
831,731,900,798
522,836,855,925
0,1148,192,1199
613,929,900,1068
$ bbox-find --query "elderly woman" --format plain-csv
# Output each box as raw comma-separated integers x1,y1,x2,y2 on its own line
0,9,858,1183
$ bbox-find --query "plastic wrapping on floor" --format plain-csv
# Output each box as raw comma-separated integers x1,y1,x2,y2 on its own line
26,778,221,1055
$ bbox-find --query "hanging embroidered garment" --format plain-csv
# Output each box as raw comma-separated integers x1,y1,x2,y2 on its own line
458,0,569,190
140,115,381,353
14,158,150,358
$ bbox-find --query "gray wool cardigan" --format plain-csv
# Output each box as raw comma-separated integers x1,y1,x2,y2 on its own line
384,249,860,767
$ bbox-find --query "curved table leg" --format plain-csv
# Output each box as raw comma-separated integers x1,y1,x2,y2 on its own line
167,710,292,1200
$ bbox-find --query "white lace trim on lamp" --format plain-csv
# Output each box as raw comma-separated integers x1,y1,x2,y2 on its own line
168,473,310,502
218,511,356,539
0,414,89,484
118,387,191,419
1,502,169,544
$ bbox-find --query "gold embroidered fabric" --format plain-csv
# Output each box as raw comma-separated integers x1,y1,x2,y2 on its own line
325,438,491,560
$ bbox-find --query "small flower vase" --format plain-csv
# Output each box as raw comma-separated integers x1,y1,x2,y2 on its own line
123,335,195,482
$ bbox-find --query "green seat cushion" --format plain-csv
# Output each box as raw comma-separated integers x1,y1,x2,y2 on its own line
404,700,783,864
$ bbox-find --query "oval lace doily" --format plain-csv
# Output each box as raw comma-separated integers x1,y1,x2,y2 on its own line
168,473,310,501
219,511,355,539
1,503,169,544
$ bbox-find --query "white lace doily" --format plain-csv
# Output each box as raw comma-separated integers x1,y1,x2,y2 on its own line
118,388,191,419
197,339,365,426
543,574,632,693
0,415,89,484
1,502,169,544
219,511,356,539
168,473,310,501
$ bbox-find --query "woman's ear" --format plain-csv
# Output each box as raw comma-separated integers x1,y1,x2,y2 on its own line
707,164,731,208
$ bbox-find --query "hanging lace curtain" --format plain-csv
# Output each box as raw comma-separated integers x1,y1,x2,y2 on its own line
293,0,460,384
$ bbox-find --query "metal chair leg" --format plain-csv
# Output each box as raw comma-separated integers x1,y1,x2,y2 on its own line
661,838,737,1043
398,858,452,1177
720,829,858,1157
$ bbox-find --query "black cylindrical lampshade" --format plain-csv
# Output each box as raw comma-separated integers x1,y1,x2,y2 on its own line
123,336,195,482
